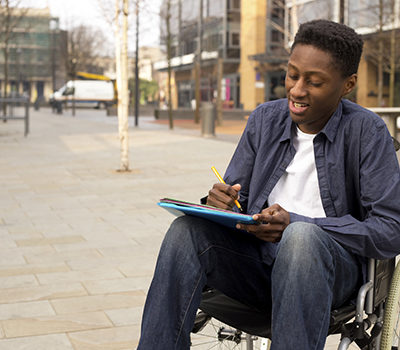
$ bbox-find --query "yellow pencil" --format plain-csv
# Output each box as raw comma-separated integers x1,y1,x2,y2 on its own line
211,166,243,212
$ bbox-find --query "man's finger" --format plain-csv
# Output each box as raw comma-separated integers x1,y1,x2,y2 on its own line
212,183,239,198
209,188,235,206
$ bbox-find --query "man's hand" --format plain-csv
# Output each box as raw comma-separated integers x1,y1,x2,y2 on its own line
236,204,290,242
207,183,241,211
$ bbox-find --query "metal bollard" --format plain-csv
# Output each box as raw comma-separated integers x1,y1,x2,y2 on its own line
201,102,216,137
24,99,29,137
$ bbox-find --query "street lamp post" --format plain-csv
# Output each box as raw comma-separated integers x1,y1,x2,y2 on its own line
49,19,59,93
194,0,203,124
134,0,140,127
16,47,22,96
70,58,77,116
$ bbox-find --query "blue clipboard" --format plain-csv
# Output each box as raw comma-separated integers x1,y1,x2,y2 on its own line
158,198,257,229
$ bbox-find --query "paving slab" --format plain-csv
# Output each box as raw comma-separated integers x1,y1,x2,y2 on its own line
0,334,74,349
2,311,112,338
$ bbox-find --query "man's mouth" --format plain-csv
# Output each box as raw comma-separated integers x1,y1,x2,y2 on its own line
289,100,310,114
293,102,308,108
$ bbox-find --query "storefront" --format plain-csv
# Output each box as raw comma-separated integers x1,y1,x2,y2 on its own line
177,73,240,109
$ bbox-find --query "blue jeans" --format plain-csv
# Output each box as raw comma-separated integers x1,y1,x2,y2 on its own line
137,216,361,350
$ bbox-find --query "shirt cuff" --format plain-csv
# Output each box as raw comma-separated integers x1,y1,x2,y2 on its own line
289,212,316,224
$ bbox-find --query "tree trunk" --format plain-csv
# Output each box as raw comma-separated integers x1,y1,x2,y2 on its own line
2,0,10,115
378,39,384,106
2,44,7,116
291,0,298,42
388,2,396,107
194,61,200,123
134,0,139,127
3,41,9,99
120,0,129,170
194,0,203,124
216,57,223,126
166,0,173,129
115,0,129,171
377,0,384,106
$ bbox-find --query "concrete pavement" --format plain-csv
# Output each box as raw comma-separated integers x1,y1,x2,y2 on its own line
0,107,355,349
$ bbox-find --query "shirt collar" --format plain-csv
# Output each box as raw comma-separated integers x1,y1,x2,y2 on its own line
279,100,344,143
318,101,343,143
279,106,293,143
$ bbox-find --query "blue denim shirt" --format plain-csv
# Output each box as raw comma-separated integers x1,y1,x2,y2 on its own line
224,98,400,266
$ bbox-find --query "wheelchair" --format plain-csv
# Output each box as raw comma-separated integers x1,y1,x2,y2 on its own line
191,138,400,350
190,258,400,349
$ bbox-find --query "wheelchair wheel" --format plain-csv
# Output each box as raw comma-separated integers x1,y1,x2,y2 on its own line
380,262,400,350
190,315,269,349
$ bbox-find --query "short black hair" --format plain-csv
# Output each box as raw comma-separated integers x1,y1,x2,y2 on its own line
292,20,363,77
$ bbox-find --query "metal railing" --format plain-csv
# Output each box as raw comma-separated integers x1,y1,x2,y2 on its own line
0,97,30,136
368,107,400,140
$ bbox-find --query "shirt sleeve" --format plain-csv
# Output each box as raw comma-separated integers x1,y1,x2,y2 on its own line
290,126,400,260
223,111,259,213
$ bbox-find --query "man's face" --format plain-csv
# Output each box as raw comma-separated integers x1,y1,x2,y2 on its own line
285,44,356,134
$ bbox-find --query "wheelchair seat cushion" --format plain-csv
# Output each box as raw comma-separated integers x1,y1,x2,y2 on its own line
199,289,272,338
199,288,359,338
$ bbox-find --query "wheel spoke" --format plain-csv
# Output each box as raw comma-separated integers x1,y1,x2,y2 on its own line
191,317,265,349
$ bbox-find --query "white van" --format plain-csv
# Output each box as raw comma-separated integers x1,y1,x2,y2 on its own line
51,80,115,109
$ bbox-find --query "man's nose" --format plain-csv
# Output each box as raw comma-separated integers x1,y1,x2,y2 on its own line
290,79,307,97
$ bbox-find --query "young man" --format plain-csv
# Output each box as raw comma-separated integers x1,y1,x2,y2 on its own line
137,20,400,349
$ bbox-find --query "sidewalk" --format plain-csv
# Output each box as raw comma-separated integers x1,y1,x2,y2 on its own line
0,108,351,349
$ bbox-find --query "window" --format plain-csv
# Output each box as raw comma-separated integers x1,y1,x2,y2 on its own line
228,12,240,22
204,33,220,51
349,0,392,31
271,30,283,43
231,32,240,47
286,0,336,42
184,40,196,55
229,0,240,10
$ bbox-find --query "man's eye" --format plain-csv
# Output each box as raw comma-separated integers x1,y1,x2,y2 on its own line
309,81,322,87
288,75,298,80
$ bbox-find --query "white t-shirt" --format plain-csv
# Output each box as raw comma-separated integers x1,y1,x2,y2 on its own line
268,127,326,218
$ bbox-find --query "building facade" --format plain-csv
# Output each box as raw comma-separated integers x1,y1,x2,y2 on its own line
0,7,65,102
241,0,289,110
156,0,241,109
157,0,400,112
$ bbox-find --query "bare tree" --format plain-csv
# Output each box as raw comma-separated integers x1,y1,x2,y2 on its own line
134,0,139,126
114,0,130,171
0,0,28,100
388,0,398,107
360,0,400,106
62,24,109,78
159,0,174,129
98,0,141,171
378,0,384,105
166,0,173,129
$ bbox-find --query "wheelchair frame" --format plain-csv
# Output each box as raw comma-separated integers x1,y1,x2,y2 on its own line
191,259,400,350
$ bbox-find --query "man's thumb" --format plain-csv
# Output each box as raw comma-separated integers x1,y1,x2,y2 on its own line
232,183,241,192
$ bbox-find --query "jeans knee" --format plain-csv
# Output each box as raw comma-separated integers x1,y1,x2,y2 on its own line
163,216,197,251
155,216,206,277
275,222,332,275
280,222,326,253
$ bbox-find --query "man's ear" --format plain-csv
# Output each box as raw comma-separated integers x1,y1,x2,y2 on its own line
342,74,357,97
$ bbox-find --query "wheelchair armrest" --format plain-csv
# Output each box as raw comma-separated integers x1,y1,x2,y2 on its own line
330,304,356,325
366,258,395,314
